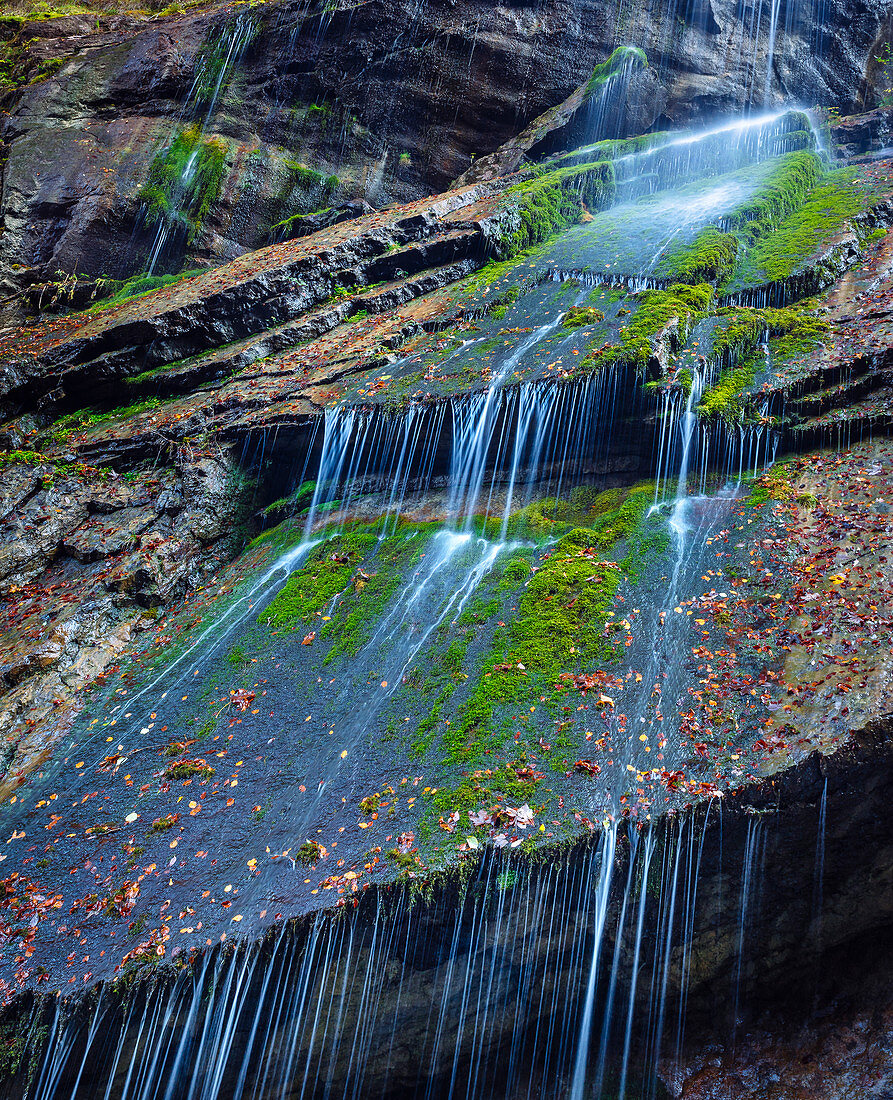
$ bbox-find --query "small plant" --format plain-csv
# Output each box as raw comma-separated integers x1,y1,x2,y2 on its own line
163,759,214,781
163,737,196,757
359,793,380,815
496,868,518,890
295,839,326,865
227,646,248,667
147,813,180,835
123,844,145,869
126,914,148,939
386,848,417,870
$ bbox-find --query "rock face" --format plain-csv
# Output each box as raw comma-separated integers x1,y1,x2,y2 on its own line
2,721,892,1099
0,452,251,798
1,0,890,289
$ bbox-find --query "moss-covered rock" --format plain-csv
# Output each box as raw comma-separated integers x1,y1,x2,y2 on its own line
561,305,605,328
139,124,229,244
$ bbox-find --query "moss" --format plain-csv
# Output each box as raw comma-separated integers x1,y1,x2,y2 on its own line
295,839,325,865
487,284,521,319
0,1022,27,1083
281,160,334,192
147,813,180,835
27,55,63,83
589,285,627,306
657,153,860,290
502,528,623,678
499,556,531,588
88,268,205,312
382,371,425,413
262,481,317,519
270,161,340,231
499,160,616,260
0,1018,46,1088
324,524,435,658
728,151,825,245
697,362,758,421
139,124,229,244
584,46,647,99
483,484,647,543
658,228,739,285
561,305,605,329
544,131,670,172
733,166,866,283
0,449,109,482
258,525,430,635
464,244,545,293
698,304,829,420
432,483,659,792
259,541,366,630
190,15,259,107
710,307,767,360
49,398,162,440
386,848,418,870
585,283,712,369
745,463,796,506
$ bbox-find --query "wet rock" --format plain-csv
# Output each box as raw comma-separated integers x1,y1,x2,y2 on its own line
177,456,239,543
61,504,158,562
0,635,65,688
0,450,251,791
0,413,41,450
0,463,43,520
156,489,183,514
0,477,87,587
84,483,135,514
832,105,893,158
277,200,377,241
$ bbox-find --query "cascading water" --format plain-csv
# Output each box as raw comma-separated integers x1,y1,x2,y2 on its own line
142,12,258,274
1,101,844,1100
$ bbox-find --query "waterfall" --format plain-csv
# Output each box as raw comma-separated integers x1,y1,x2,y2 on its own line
568,826,618,1100
2,86,846,1100
144,12,258,274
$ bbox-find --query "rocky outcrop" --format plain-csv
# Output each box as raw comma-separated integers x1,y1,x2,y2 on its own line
0,451,251,798
832,104,893,158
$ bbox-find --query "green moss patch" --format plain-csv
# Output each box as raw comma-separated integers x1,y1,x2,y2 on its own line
87,269,205,313
658,228,739,285
498,160,616,260
139,124,229,244
561,305,605,329
697,304,829,420
732,166,867,285
259,533,379,630
48,399,162,441
584,283,713,369
584,46,648,99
